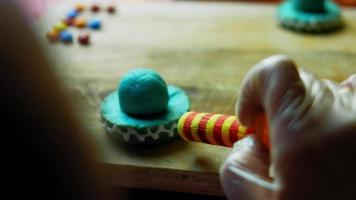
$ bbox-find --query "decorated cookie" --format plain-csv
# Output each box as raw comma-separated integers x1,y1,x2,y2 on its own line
276,0,342,33
101,68,190,146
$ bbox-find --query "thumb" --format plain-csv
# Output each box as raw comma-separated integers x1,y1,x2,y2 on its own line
220,135,278,200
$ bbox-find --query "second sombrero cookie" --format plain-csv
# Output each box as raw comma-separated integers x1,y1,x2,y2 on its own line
276,0,343,33
101,68,190,146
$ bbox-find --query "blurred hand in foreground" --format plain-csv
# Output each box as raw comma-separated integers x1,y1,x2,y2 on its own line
220,55,356,200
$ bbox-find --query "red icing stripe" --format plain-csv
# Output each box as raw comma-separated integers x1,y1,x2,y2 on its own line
197,113,213,143
213,115,228,146
229,121,239,144
183,112,198,141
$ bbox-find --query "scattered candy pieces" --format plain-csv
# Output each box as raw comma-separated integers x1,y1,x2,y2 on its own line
47,3,116,45
60,31,73,43
46,30,59,42
75,3,85,12
78,33,90,45
88,19,101,30
53,22,68,32
67,9,79,19
107,5,116,14
91,4,100,12
74,17,87,28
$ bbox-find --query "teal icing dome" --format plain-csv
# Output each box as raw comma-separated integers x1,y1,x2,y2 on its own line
118,68,169,118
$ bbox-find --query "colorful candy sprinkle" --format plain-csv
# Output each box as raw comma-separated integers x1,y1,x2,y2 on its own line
75,3,85,12
60,31,73,43
46,30,59,42
74,18,87,28
107,5,116,14
91,4,100,12
67,9,79,19
78,33,90,45
47,3,116,46
62,18,74,26
53,22,68,32
88,19,101,30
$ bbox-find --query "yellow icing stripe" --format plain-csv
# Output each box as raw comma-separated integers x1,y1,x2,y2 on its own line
221,116,236,147
238,125,247,140
178,112,191,141
205,114,222,145
190,112,207,142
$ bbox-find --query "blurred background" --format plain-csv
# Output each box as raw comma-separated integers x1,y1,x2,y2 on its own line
16,0,356,20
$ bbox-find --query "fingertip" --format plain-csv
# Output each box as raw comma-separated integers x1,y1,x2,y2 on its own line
259,55,298,80
258,55,294,67
237,55,298,127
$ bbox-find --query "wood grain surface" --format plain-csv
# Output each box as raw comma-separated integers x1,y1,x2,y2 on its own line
36,2,356,196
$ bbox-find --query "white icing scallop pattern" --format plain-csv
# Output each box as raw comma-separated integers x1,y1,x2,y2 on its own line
104,121,177,142
276,14,341,32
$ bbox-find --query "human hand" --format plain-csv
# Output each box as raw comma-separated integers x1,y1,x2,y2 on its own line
220,55,356,200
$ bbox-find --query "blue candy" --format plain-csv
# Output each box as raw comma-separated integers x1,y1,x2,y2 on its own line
67,9,79,19
60,31,73,43
88,19,101,30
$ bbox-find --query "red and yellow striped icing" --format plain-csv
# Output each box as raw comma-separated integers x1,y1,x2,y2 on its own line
178,112,269,148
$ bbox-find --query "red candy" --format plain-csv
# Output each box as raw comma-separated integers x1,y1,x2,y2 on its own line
62,18,74,26
91,5,100,12
107,5,116,14
78,33,90,45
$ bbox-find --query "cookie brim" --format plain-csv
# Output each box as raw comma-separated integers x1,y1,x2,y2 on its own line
102,119,180,146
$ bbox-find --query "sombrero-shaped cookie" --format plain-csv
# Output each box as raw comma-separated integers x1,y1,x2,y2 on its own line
101,68,190,146
276,0,342,33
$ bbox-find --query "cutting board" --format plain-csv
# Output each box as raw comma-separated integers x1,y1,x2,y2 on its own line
37,1,356,196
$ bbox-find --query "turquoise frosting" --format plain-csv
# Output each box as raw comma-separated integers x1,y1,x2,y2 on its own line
101,85,190,129
292,0,325,13
118,68,169,118
277,0,342,32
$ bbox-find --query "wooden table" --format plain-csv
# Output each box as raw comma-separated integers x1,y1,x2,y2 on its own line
37,1,356,196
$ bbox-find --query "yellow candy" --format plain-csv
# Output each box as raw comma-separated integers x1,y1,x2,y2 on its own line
53,22,68,32
75,3,85,12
